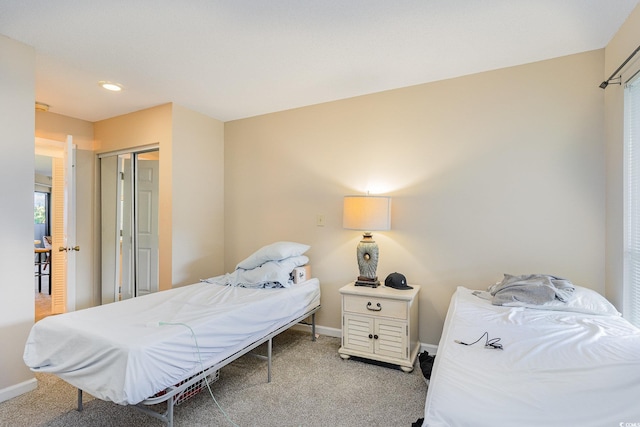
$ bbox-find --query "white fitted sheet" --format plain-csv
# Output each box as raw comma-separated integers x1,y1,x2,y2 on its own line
24,278,320,405
423,286,640,427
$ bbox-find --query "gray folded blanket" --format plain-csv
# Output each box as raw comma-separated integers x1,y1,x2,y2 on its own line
488,274,575,306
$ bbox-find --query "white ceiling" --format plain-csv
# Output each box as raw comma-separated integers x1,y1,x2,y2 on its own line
1,0,638,123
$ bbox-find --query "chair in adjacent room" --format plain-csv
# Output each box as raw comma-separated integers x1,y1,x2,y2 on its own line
42,236,51,271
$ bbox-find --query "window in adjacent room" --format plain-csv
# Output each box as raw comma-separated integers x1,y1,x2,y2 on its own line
624,72,640,328
34,191,49,243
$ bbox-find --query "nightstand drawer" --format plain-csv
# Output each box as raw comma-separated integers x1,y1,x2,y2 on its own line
343,294,407,320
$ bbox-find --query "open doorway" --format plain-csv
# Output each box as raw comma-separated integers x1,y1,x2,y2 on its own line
34,135,76,319
34,155,52,321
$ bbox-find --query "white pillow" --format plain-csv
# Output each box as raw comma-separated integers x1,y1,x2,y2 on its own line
236,241,310,270
503,285,621,316
235,255,309,288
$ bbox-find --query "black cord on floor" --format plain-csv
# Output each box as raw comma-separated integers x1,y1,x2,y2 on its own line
455,331,503,350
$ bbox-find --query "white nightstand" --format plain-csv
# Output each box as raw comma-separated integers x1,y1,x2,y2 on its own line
338,282,420,372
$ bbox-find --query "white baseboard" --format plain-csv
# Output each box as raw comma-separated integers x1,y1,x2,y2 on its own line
420,342,439,355
0,377,37,404
291,323,341,338
292,322,438,353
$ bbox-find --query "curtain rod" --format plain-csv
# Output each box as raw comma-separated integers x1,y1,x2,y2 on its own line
600,44,640,89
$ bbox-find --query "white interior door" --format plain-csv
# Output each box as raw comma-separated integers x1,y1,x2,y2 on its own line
135,156,159,296
35,136,76,314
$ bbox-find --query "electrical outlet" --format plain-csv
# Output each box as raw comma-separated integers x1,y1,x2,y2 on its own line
316,214,325,227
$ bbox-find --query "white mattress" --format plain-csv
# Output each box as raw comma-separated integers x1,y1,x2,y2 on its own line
24,278,320,405
423,286,640,427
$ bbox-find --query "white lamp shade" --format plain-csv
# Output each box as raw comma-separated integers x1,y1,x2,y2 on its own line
343,196,391,231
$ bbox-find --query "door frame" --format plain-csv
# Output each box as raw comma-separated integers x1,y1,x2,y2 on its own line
35,136,76,312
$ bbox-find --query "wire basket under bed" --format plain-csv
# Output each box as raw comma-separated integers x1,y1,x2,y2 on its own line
153,369,219,405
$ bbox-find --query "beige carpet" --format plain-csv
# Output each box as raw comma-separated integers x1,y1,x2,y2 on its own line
1,329,427,426
34,263,52,322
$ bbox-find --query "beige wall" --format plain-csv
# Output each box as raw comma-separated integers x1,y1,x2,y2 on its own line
35,112,96,308
0,35,37,401
171,104,225,285
225,49,606,345
605,4,640,311
35,111,94,151
94,103,172,153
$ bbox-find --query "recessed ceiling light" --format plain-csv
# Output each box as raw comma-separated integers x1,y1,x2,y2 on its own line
98,81,123,92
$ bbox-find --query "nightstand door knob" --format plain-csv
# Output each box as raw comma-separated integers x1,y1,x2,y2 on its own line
373,334,379,340
366,302,382,311
369,334,373,339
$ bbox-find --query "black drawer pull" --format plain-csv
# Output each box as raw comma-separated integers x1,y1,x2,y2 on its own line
367,302,382,311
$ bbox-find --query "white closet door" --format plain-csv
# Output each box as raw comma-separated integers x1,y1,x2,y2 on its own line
135,158,159,296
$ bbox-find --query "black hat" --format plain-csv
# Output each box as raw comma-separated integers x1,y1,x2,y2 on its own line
385,272,412,290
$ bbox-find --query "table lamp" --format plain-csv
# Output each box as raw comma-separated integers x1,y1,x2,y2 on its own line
343,195,391,287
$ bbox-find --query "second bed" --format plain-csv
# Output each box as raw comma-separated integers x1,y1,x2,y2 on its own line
423,284,640,426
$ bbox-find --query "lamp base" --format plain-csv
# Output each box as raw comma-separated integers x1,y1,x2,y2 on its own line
355,276,380,288
355,233,380,287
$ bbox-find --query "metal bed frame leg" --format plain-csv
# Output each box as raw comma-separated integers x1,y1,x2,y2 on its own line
77,389,83,412
311,312,316,341
167,397,174,427
267,338,272,383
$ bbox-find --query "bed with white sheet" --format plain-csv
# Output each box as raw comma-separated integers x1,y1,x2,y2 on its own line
423,279,640,427
24,242,320,426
